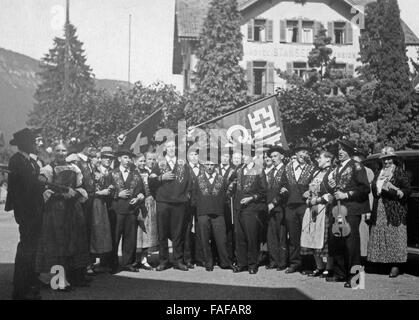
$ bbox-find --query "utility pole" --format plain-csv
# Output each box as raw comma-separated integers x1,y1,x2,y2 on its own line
128,14,132,89
64,0,70,99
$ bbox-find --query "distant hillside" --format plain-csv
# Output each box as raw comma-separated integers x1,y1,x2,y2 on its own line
0,47,131,143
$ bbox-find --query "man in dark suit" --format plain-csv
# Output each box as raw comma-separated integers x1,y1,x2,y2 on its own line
265,146,289,271
110,148,145,273
231,153,267,274
283,144,316,273
323,139,370,288
218,152,236,264
183,148,204,268
150,139,193,271
6,128,44,300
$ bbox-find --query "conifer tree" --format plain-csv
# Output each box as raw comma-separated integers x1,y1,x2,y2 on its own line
185,0,248,126
28,23,95,141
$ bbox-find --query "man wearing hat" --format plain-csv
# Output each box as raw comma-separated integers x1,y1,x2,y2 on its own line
191,160,233,271
109,148,146,272
265,145,289,271
283,143,316,274
6,128,44,299
322,139,370,287
150,139,193,271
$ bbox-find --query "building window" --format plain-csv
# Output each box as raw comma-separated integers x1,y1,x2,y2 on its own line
292,62,309,80
334,22,346,44
248,19,273,42
253,61,267,95
302,21,314,43
286,20,299,43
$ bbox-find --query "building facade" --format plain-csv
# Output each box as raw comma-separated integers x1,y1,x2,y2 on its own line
173,0,419,95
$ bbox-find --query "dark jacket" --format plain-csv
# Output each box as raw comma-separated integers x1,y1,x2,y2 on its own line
322,159,370,216
110,168,145,215
150,158,193,203
370,166,411,227
192,171,227,216
232,164,267,214
266,164,288,211
6,152,44,224
284,161,315,206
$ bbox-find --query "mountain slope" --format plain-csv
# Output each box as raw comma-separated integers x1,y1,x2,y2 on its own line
0,47,130,143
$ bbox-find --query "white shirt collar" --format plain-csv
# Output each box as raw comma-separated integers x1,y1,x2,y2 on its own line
293,161,305,170
339,159,351,169
120,165,129,173
275,163,284,170
264,166,274,174
18,150,30,160
205,171,216,179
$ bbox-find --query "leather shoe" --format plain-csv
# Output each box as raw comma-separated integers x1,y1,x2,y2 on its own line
123,266,139,273
233,266,248,273
300,269,311,275
265,263,278,270
285,267,298,274
344,281,352,288
205,266,214,272
308,269,324,277
156,263,171,271
220,265,233,270
186,262,195,269
173,263,189,271
277,266,287,271
326,276,346,282
249,267,258,274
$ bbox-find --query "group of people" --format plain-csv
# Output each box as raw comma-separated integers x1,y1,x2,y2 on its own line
4,127,412,300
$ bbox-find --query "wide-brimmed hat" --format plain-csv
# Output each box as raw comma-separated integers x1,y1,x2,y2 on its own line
267,145,286,157
293,143,312,153
115,147,136,158
100,146,115,158
353,147,368,158
67,136,92,155
379,146,398,160
10,128,36,146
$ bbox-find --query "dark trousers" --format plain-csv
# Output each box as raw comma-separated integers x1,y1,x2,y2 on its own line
102,208,117,268
184,204,203,265
157,202,187,265
13,219,42,298
329,214,361,280
113,213,137,268
197,214,231,268
267,209,288,268
235,211,261,269
224,203,235,263
82,198,94,264
285,204,307,269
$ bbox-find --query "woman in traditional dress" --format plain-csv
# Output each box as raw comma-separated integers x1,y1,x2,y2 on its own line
134,152,158,270
36,141,90,291
301,150,334,277
367,147,411,278
90,147,114,273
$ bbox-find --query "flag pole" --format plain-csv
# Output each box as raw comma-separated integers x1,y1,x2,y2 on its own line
188,94,278,131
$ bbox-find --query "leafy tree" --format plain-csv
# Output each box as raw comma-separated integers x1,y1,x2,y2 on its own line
185,0,249,126
359,0,415,148
307,26,336,81
28,23,95,141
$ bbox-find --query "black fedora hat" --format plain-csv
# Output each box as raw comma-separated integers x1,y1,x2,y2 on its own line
293,143,312,153
337,138,356,155
67,136,93,155
267,145,286,157
115,147,136,158
10,128,36,146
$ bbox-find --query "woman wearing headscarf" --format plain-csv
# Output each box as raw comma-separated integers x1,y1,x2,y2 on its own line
36,141,90,291
367,147,411,278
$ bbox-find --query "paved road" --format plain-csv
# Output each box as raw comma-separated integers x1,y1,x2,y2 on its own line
1,206,418,300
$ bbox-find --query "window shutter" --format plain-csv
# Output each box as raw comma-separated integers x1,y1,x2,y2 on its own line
346,63,355,77
328,21,335,43
345,22,353,44
267,62,275,94
286,62,293,75
298,19,303,43
266,20,273,42
246,61,254,94
280,20,286,43
313,21,322,42
248,20,254,41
